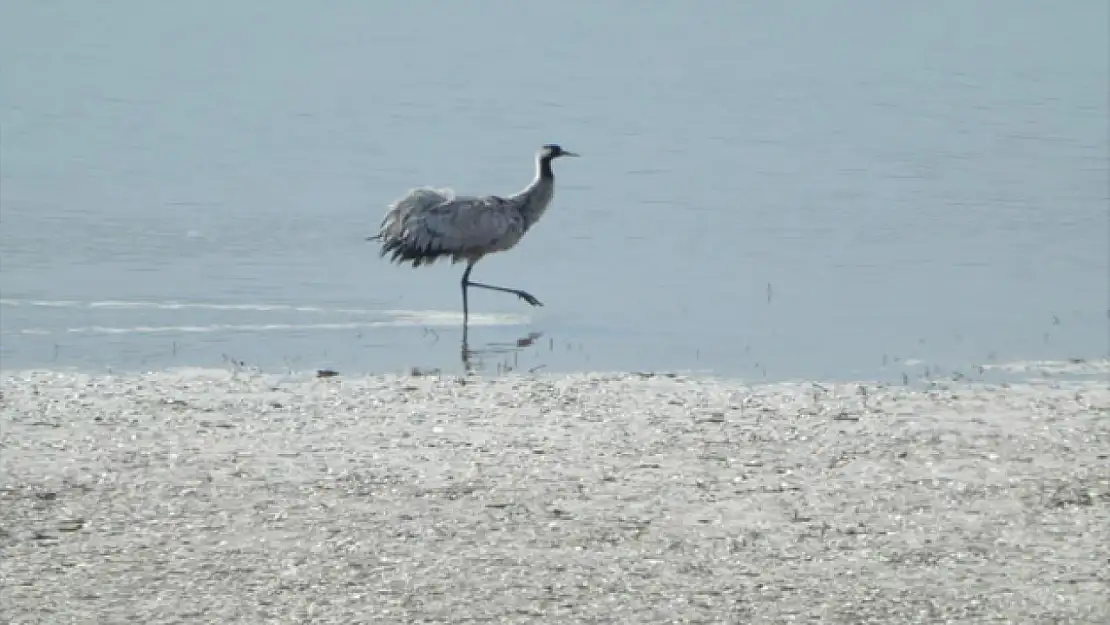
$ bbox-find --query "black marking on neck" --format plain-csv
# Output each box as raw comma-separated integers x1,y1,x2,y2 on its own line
539,155,555,179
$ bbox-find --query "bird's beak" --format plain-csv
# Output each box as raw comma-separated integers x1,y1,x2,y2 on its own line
561,150,580,157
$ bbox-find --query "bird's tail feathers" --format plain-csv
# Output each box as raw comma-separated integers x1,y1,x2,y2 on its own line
369,187,456,248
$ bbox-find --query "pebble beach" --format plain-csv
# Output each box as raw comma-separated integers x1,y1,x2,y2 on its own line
2,366,1108,624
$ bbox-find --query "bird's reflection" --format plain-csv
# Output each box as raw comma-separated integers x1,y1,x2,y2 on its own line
461,327,544,373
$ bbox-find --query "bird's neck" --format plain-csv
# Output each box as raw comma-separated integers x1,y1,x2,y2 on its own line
538,154,554,180
512,155,556,231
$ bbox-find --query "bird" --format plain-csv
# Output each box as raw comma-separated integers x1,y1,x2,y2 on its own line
368,144,579,335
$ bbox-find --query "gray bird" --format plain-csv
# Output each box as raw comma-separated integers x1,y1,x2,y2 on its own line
369,144,579,329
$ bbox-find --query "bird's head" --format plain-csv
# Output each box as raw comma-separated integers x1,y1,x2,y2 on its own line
540,144,579,160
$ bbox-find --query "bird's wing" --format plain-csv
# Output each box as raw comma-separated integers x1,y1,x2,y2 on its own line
376,189,524,259
374,186,455,233
410,195,524,254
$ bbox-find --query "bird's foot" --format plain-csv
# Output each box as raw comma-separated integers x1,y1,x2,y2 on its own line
514,291,543,307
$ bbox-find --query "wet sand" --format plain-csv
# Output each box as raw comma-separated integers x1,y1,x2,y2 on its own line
2,367,1108,623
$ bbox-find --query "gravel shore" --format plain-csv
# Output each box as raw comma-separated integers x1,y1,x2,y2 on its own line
2,367,1108,624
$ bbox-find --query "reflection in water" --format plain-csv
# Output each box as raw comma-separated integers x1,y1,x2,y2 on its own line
462,330,544,373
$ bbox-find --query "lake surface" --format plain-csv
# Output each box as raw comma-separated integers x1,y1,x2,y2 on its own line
2,0,1107,381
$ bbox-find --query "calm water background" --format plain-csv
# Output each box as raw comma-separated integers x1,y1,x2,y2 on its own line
2,1,1107,381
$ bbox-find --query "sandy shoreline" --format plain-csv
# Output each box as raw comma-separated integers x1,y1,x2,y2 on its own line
2,367,1108,623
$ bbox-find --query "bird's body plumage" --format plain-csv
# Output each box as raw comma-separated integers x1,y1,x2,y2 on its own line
372,153,557,267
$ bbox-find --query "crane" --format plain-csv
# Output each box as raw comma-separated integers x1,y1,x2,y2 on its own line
368,144,579,333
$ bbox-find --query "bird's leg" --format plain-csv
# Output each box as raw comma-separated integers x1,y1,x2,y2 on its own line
464,277,544,307
461,260,543,307
461,262,474,332
465,281,543,307
460,336,474,372
460,263,475,372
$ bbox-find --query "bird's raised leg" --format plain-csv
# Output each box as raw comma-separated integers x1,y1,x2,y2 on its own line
466,281,544,307
461,260,543,307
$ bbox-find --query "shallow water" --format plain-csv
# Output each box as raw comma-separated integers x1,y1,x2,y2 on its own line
2,1,1107,380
